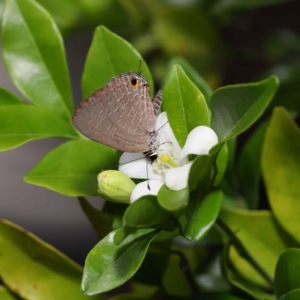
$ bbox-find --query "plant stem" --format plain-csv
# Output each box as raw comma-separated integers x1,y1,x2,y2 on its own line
216,216,273,286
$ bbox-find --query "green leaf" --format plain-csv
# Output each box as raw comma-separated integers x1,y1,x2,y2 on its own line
188,155,213,191
24,140,117,196
34,0,84,33
34,1,128,35
262,108,300,244
178,188,222,241
214,142,228,185
166,56,212,105
162,64,210,147
220,139,239,197
210,76,279,142
275,248,300,300
2,0,73,120
82,26,154,98
276,291,300,300
123,196,171,229
221,243,276,300
238,120,269,209
220,207,298,288
162,250,194,297
0,219,102,300
157,184,189,211
78,197,113,240
0,106,77,151
0,86,24,106
82,227,159,295
0,286,19,300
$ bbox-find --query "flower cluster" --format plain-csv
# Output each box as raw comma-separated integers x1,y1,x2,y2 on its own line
98,112,218,203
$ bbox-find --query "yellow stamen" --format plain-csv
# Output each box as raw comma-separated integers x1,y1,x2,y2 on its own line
160,154,170,163
159,154,177,168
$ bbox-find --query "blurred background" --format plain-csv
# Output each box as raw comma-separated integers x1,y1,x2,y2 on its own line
1,0,300,264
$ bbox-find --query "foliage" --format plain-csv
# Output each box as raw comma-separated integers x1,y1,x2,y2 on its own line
1,0,300,299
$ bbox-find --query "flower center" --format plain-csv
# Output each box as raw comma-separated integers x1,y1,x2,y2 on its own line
151,151,178,174
159,153,177,168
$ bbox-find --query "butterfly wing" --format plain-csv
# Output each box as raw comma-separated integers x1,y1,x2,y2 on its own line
72,73,156,153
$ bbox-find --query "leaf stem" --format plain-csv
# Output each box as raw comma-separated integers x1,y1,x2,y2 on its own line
216,216,273,286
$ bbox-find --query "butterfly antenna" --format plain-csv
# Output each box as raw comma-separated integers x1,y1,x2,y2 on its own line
157,120,169,133
118,156,146,166
101,155,145,171
158,141,173,148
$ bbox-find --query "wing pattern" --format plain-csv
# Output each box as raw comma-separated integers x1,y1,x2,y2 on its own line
72,72,157,152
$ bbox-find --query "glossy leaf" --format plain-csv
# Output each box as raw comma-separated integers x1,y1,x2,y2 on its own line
0,106,77,151
188,155,213,191
123,196,171,229
178,188,222,241
2,0,73,120
238,120,269,209
162,250,192,299
82,26,153,98
166,56,212,105
214,143,228,185
0,86,24,106
35,0,84,33
219,139,239,197
220,207,298,288
262,108,300,244
157,184,189,211
82,227,159,295
0,286,19,300
24,140,117,196
274,248,300,300
0,219,102,300
78,197,113,240
210,76,279,142
221,243,276,300
37,0,128,35
162,64,210,147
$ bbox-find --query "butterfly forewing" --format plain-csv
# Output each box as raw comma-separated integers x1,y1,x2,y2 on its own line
72,72,156,153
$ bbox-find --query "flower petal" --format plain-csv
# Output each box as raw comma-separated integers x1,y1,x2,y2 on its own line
164,162,192,191
155,112,183,160
130,180,164,202
119,152,163,180
179,126,218,162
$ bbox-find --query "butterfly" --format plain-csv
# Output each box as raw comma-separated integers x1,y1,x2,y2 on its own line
72,72,162,162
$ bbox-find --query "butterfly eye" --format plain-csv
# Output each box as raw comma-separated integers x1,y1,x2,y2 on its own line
131,77,138,88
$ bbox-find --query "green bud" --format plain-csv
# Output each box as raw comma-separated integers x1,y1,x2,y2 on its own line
97,170,135,203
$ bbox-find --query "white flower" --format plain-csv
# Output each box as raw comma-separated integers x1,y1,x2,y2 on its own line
119,112,218,202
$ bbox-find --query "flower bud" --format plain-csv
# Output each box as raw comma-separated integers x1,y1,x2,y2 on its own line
97,170,135,203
